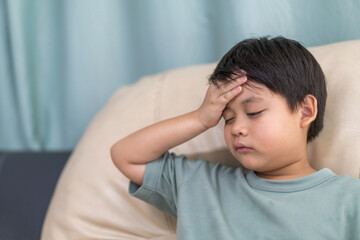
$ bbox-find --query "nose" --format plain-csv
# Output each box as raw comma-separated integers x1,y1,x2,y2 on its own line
231,118,248,137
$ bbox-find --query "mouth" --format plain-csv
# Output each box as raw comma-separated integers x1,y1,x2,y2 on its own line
233,142,253,153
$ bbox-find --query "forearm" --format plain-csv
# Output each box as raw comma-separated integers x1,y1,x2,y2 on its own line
111,75,246,185
111,110,208,166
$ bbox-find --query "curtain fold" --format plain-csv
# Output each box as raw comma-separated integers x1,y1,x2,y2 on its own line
1,0,360,151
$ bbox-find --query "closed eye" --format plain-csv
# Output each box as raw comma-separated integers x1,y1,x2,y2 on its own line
224,117,234,124
247,110,264,118
224,110,265,123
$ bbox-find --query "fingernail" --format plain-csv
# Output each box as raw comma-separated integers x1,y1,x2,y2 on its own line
237,76,246,82
239,69,247,75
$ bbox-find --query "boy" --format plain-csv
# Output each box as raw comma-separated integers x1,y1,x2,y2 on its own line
111,37,360,239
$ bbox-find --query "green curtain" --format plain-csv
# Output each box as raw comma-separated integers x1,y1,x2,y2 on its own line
1,0,360,151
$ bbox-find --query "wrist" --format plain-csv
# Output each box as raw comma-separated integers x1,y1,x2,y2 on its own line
194,109,213,130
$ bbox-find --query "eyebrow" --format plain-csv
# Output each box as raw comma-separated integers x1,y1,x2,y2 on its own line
241,96,264,104
223,96,264,112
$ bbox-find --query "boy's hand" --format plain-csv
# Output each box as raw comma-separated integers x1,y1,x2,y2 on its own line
197,75,247,128
112,74,247,185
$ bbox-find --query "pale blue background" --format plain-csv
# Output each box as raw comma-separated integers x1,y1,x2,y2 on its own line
1,0,360,151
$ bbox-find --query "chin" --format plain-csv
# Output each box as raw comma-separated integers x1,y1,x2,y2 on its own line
230,149,271,171
235,155,265,172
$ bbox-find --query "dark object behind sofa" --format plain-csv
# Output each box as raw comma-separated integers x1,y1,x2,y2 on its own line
0,152,70,240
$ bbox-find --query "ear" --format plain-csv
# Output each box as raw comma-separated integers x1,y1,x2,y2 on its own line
300,94,318,128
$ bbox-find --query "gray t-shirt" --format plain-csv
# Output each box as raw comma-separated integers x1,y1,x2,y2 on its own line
129,152,360,239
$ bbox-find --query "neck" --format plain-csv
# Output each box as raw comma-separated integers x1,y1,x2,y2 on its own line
255,158,316,180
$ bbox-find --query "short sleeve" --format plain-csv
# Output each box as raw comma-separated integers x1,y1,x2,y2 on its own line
129,152,205,218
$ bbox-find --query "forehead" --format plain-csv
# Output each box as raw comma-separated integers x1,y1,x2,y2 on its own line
224,81,277,112
236,81,272,101
242,81,270,96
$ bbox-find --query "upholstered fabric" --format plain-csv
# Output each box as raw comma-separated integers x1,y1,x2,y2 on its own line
42,40,360,239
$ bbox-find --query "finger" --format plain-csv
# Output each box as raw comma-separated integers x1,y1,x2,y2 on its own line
217,76,247,93
219,85,242,103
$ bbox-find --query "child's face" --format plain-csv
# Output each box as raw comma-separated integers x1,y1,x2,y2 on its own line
222,81,307,174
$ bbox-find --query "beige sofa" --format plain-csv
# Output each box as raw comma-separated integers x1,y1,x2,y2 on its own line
42,40,360,239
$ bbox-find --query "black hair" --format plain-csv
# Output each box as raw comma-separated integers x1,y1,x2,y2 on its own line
209,36,327,142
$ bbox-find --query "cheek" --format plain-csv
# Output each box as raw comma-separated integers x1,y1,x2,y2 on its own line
253,113,300,149
223,126,232,145
251,116,288,148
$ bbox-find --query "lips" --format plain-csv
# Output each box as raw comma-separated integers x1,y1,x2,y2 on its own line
233,142,253,153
